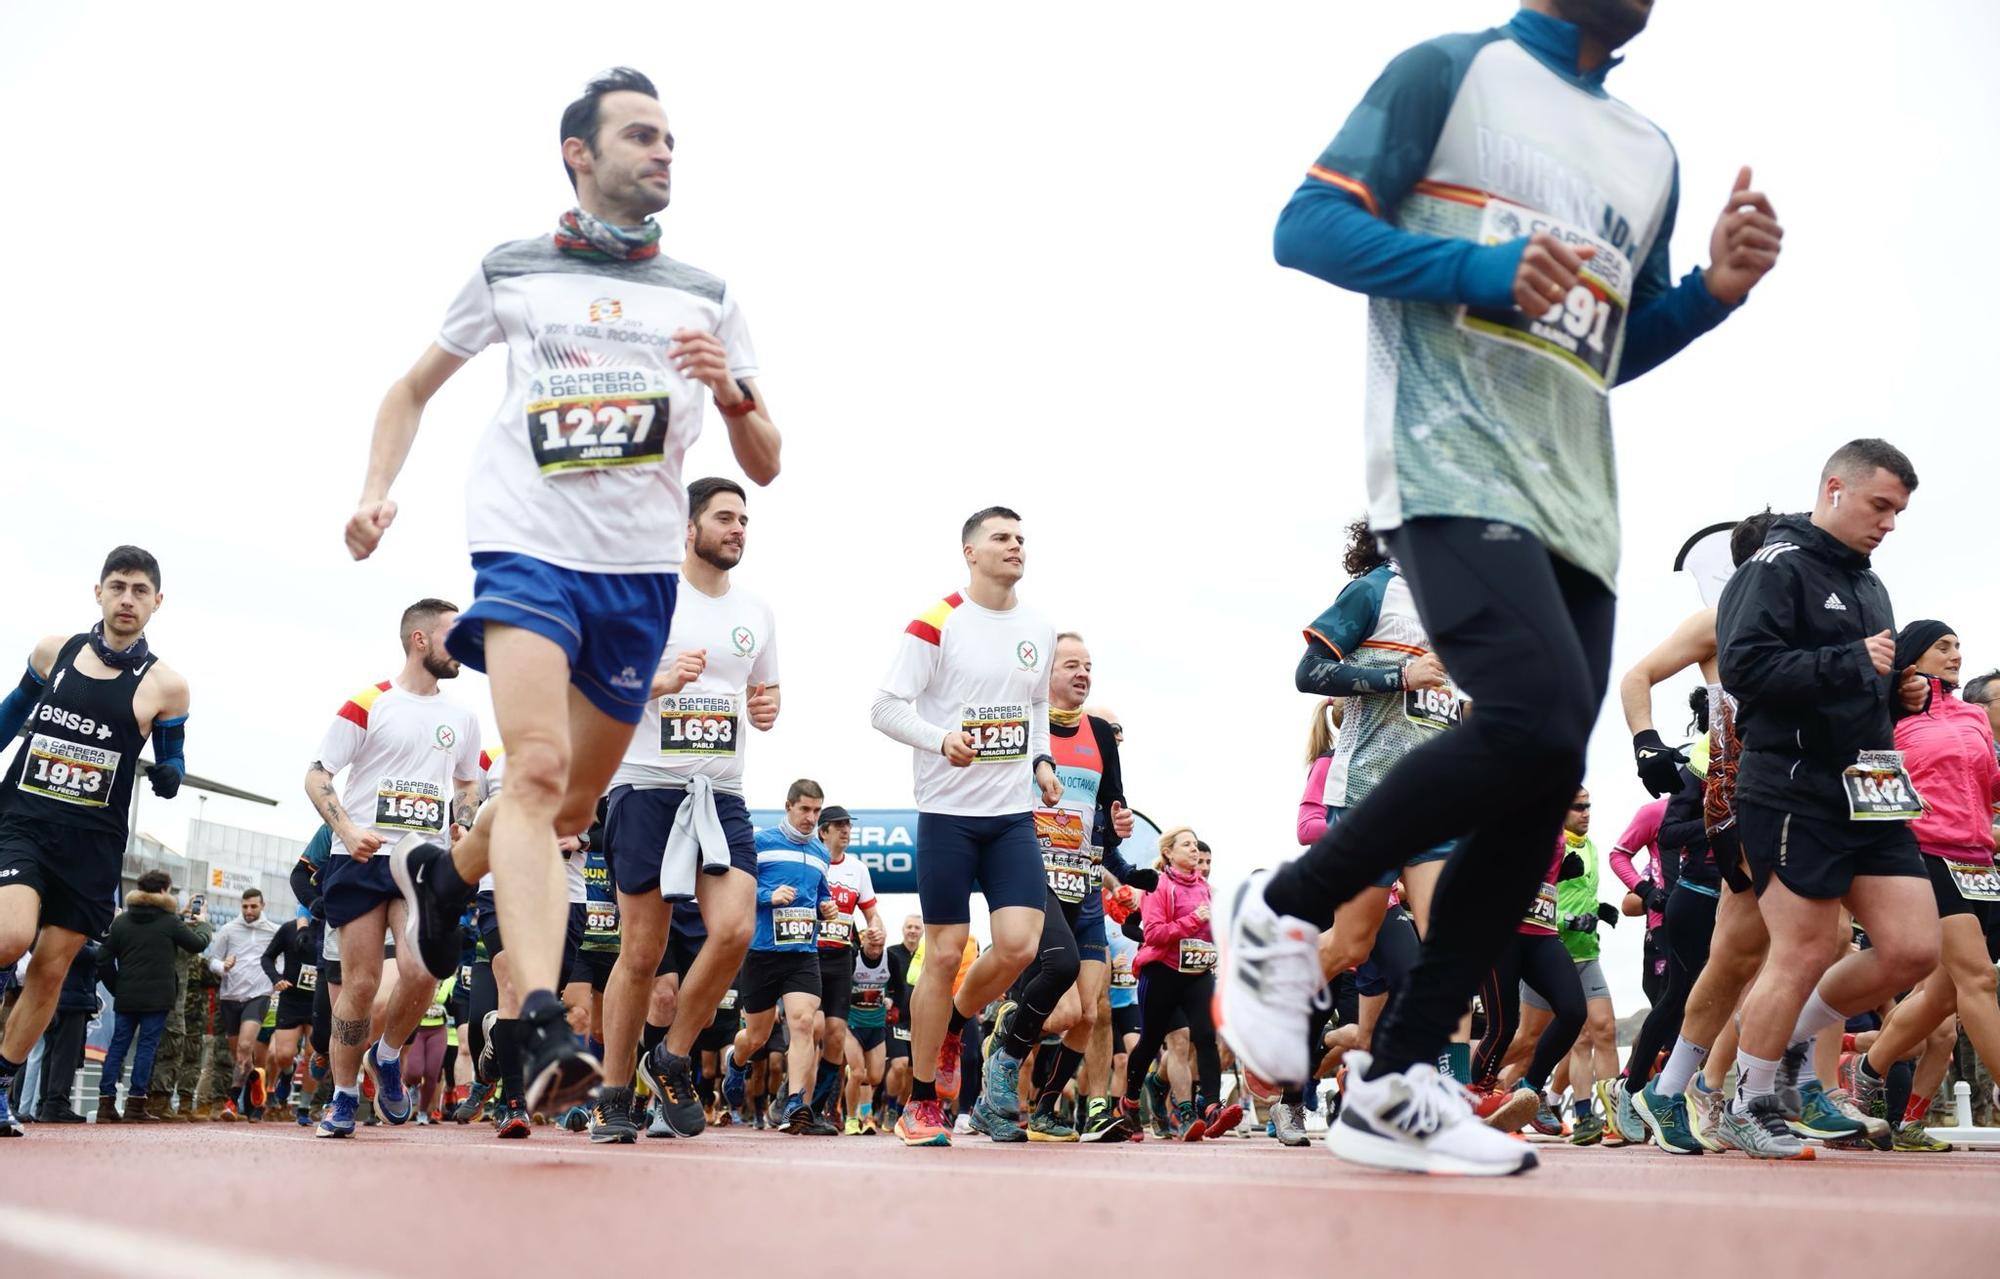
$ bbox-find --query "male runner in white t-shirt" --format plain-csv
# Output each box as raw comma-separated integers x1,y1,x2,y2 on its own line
591,476,779,1142
343,69,783,1114
303,599,482,1138
871,506,1061,1146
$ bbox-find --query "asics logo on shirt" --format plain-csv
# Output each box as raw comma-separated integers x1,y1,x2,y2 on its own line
1823,593,1847,612
612,666,644,691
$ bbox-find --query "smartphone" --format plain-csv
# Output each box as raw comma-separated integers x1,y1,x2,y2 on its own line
186,893,206,917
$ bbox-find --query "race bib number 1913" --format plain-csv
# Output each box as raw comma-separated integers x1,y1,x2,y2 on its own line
1458,198,1631,393
21,734,119,808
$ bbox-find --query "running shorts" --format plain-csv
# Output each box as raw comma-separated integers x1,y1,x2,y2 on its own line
0,815,121,937
914,811,1044,924
817,948,855,1021
1739,802,1925,900
739,949,820,1015
604,785,757,894
1924,851,1996,929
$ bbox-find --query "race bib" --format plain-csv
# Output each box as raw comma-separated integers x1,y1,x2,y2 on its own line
717,988,738,1012
1458,198,1632,393
1404,685,1467,732
1177,939,1218,975
1521,882,1559,930
21,734,120,808
892,1025,911,1042
296,964,318,993
659,693,739,757
526,382,668,475
963,706,1029,763
819,917,855,948
1110,961,1137,990
1943,858,2000,903
586,905,620,936
773,906,817,946
852,983,886,1008
374,778,446,833
1842,751,1924,821
1035,808,1092,903
424,1002,445,1022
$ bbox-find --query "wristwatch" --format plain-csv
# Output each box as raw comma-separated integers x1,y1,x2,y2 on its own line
718,379,756,417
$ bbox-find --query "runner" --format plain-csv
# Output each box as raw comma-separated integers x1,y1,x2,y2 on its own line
881,915,920,1127
1117,829,1239,1141
1472,834,1587,1137
997,632,1157,1143
345,68,782,1118
260,906,323,1120
1522,789,1622,1143
0,547,191,1138
1222,1,1783,1176
1094,901,1144,1141
844,930,893,1134
870,507,1059,1146
586,474,778,1142
1716,440,1934,1159
1848,622,2000,1147
205,888,279,1120
301,599,483,1138
813,806,884,1122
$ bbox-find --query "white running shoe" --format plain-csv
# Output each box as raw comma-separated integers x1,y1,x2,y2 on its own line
1326,1052,1539,1177
1217,872,1324,1097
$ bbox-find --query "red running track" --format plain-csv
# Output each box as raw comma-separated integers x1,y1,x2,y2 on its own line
2,1122,1997,1279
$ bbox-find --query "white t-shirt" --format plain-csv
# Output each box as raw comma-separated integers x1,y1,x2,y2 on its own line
436,238,761,574
474,747,586,903
315,681,482,860
817,852,879,950
613,580,779,795
877,591,1054,817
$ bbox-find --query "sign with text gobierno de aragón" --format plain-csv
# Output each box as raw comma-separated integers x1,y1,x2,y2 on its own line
747,806,1164,897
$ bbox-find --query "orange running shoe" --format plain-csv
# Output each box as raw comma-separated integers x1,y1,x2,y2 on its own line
936,1032,962,1102
896,1098,952,1147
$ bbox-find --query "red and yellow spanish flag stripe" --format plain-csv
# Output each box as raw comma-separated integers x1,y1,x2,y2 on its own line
905,592,965,647
336,680,393,729
1306,165,1379,217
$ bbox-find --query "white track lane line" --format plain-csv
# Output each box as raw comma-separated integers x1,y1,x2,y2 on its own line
0,1203,387,1279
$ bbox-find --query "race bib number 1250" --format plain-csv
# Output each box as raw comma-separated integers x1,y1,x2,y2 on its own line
963,708,1029,763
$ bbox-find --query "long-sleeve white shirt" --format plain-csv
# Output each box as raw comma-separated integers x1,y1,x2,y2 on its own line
206,915,280,1002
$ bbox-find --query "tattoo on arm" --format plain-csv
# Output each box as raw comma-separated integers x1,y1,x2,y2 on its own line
453,792,479,829
309,766,352,830
333,1016,368,1047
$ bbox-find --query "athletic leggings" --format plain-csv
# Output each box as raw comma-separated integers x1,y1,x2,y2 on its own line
1000,887,1081,1060
466,961,498,1068
402,1025,449,1114
1124,964,1220,1106
1262,518,1614,1077
1624,884,1717,1090
311,974,332,1060
1474,931,1585,1093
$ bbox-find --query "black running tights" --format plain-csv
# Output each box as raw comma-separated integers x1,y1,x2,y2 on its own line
1625,884,1717,1090
1123,964,1220,1105
1474,931,1585,1093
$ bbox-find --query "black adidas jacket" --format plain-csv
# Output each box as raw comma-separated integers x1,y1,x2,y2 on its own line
1715,514,1901,821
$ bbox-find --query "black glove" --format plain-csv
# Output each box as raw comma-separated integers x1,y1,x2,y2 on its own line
1560,850,1586,881
1122,867,1160,892
1633,730,1688,798
1641,883,1669,914
147,761,183,799
308,896,326,921
1595,901,1620,928
1563,912,1599,935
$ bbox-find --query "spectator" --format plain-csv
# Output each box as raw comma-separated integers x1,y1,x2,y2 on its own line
96,871,210,1122
143,891,213,1121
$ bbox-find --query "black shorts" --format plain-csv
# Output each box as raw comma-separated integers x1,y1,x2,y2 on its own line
275,992,315,1031
476,893,587,980
914,811,1045,925
851,1022,886,1051
603,785,757,895
322,854,401,929
1112,1002,1140,1042
0,814,122,937
665,928,705,981
817,948,855,1021
885,1022,912,1060
695,989,742,1054
1739,802,1925,900
739,949,820,1015
578,950,618,992
321,959,344,988
218,996,270,1030
1925,853,1997,929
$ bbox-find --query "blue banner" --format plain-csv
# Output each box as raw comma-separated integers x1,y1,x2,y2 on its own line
748,805,1165,897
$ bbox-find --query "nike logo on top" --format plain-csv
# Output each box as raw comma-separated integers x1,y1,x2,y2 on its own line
1823,593,1847,611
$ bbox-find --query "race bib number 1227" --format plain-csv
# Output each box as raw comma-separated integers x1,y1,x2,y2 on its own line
526,387,668,475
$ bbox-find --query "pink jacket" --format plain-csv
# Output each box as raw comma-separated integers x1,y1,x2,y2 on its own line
1896,680,2000,865
1136,866,1214,970
1610,798,1669,930
1298,756,1333,844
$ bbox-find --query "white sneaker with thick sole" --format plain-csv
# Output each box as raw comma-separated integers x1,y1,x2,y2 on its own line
1326,1053,1539,1177
1216,872,1324,1097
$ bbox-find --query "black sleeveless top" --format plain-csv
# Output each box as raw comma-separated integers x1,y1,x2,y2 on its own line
3,633,149,837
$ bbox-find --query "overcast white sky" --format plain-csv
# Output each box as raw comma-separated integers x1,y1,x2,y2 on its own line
3,1,1994,1011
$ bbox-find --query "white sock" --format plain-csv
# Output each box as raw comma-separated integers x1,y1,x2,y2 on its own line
1787,990,1844,1049
334,1084,360,1101
1654,1036,1709,1095
1734,1049,1779,1110
375,1037,400,1064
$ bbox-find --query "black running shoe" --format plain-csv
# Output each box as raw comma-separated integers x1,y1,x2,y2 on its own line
804,1108,841,1137
388,839,474,980
495,1101,532,1138
639,1044,708,1138
521,1005,602,1116
589,1086,639,1144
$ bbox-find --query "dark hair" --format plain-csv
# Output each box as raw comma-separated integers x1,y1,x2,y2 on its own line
688,476,747,522
400,598,459,653
1341,518,1389,578
1196,840,1213,855
961,506,1022,547
786,778,825,806
1687,686,1710,735
1963,671,2000,707
136,869,172,894
101,545,161,591
559,67,660,191
1729,507,1778,567
240,888,264,903
1823,438,1918,492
